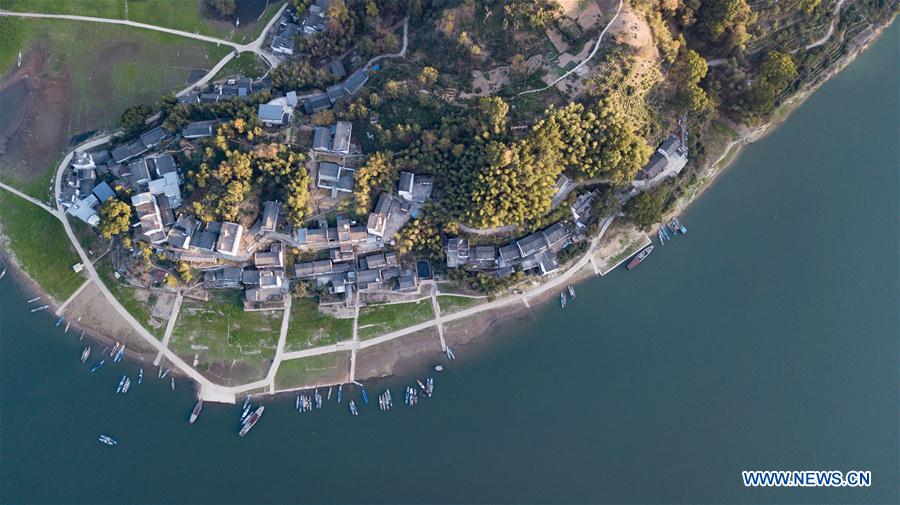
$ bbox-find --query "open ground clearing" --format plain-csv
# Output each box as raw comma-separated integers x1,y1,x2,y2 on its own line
168,291,281,385
94,259,171,338
357,300,435,340
0,18,229,198
276,351,350,390
284,297,354,351
436,295,484,315
355,328,441,381
0,0,283,43
0,191,83,301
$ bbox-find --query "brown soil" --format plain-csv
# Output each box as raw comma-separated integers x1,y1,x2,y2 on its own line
0,45,73,187
355,328,443,381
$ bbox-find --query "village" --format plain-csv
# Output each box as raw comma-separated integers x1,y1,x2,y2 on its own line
48,0,692,391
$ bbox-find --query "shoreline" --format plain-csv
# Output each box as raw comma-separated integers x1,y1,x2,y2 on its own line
1,16,894,401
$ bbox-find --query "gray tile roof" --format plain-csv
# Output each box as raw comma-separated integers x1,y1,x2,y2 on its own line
343,68,369,95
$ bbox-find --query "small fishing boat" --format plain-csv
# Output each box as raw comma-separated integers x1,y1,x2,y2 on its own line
90,360,105,372
416,379,426,392
137,368,143,384
121,377,131,394
658,228,666,244
567,285,576,300
80,346,91,363
27,296,41,304
98,434,117,446
426,378,433,397
189,400,203,424
243,396,251,411
116,375,127,394
239,406,265,437
315,389,322,409
404,387,410,405
79,330,85,341
560,292,567,308
170,377,175,391
109,342,120,357
661,224,672,241
349,400,358,416
446,347,456,360
160,368,170,380
434,364,444,372
670,217,687,234
30,305,49,313
379,395,386,411
626,245,654,270
327,386,333,400
240,403,251,421
64,321,71,333
296,395,301,411
360,386,368,404
113,346,125,363
55,316,64,327
337,384,343,403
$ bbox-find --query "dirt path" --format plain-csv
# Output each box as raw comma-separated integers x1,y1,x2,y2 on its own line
805,0,848,50
518,0,624,96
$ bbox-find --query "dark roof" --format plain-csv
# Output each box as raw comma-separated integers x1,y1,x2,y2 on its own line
343,69,369,95
659,135,681,156
397,272,416,291
151,154,177,177
499,243,521,262
139,127,168,148
318,162,340,181
258,104,287,124
473,245,497,261
193,230,217,251
517,232,549,257
303,93,331,114
182,120,217,139
326,84,346,101
92,181,115,203
639,153,668,180
542,222,569,247
89,150,111,164
111,140,149,164
329,60,347,78
312,127,330,151
398,172,414,194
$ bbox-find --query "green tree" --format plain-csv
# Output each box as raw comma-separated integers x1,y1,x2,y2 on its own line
353,152,394,214
759,51,797,91
624,191,663,231
98,198,131,239
697,0,755,55
418,66,439,86
120,104,153,137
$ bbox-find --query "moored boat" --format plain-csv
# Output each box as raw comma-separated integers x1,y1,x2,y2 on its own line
626,245,654,270
80,346,91,363
109,342,120,357
64,321,71,333
349,400,358,416
170,377,175,391
98,434,117,446
337,384,343,403
361,386,368,404
239,406,265,437
113,346,125,363
90,360,105,372
137,368,143,384
426,378,433,397
189,400,203,424
568,285,576,299
27,296,41,304
121,377,131,394
327,386,333,400
160,368,170,379
560,292,567,308
416,379,426,392
30,305,49,313
240,403,251,421
670,217,687,234
446,347,456,360
55,316,64,327
315,389,322,409
116,375,127,394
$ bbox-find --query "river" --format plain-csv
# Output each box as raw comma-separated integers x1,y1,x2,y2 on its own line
1,21,897,505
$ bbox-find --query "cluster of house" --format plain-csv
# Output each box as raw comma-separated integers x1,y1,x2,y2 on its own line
179,76,264,105
365,171,433,242
61,127,179,229
270,0,332,56
203,241,288,309
632,134,688,190
446,221,573,278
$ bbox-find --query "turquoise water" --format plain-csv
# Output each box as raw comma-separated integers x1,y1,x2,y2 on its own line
1,22,897,504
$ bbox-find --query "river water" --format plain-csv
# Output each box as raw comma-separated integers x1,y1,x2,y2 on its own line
1,22,897,505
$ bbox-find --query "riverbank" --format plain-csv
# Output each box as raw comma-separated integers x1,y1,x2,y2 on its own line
1,16,894,401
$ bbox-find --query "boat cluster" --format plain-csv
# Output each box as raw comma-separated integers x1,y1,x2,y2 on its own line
658,217,687,244
560,284,576,308
295,389,323,412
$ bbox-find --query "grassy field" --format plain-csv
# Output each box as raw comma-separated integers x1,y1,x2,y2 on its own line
169,291,281,379
436,295,483,315
357,300,435,340
214,52,268,80
0,0,285,43
0,17,231,198
275,352,350,390
94,259,165,338
284,298,354,351
0,192,84,301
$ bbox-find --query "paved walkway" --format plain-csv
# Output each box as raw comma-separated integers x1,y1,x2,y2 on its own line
154,292,184,366
430,286,447,351
55,278,92,315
